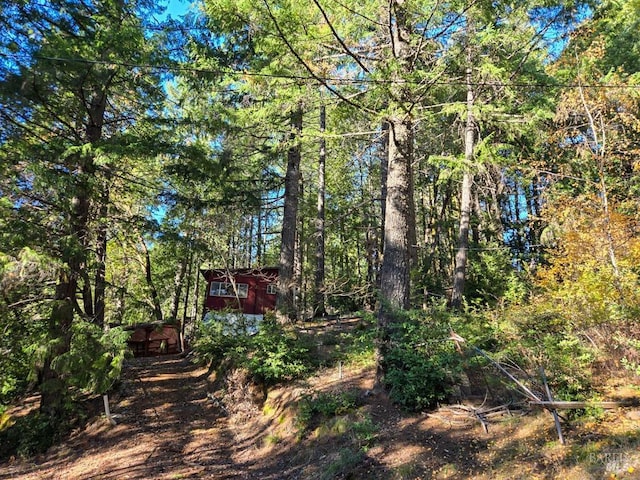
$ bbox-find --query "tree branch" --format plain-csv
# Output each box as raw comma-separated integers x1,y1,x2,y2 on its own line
312,0,370,74
261,0,374,115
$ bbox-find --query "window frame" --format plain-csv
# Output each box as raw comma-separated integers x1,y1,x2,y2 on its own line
209,281,249,298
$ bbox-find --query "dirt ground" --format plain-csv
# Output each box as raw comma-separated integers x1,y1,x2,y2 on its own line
1,351,640,479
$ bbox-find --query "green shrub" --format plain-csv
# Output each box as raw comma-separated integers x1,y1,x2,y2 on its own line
351,415,379,449
193,319,247,367
52,321,129,395
247,318,314,384
296,390,359,432
497,305,596,400
323,313,377,367
384,345,452,411
0,411,60,459
381,311,460,411
466,246,531,306
193,314,315,385
320,447,364,480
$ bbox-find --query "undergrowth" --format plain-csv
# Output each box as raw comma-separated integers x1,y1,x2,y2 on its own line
296,390,360,434
0,321,128,461
195,299,620,417
194,313,317,386
295,388,379,475
0,397,94,460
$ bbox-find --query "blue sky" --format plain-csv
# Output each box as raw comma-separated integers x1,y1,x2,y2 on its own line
163,0,192,18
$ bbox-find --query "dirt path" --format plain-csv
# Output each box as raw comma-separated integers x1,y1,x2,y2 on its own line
1,355,257,479
3,353,638,479
0,354,484,480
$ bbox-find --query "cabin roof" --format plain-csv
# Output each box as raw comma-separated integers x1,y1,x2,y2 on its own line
200,267,279,281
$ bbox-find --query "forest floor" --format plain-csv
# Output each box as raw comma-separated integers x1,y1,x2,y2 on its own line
2,320,640,480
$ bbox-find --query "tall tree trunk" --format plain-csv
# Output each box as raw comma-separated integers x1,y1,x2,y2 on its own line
295,175,304,315
376,0,417,384
277,106,302,321
247,215,255,265
451,171,473,309
171,251,189,322
182,247,194,326
140,237,163,323
83,88,108,320
42,156,92,414
578,84,620,280
378,0,416,315
451,32,476,310
93,181,109,328
40,87,107,414
313,102,327,318
184,252,201,350
256,208,263,265
76,158,94,320
378,121,389,290
379,117,415,313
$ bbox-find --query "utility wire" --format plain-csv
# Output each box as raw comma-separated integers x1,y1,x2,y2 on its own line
2,53,639,91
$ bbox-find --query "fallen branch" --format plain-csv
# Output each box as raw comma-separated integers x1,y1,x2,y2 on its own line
529,400,634,409
449,330,541,402
540,367,564,445
434,403,524,432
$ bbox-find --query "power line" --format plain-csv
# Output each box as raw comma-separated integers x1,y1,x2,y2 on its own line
3,53,639,91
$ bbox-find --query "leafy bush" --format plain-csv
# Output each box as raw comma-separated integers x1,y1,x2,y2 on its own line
193,314,315,385
52,321,129,395
497,305,596,399
320,313,377,367
193,318,247,366
466,246,531,306
351,415,379,449
296,390,359,433
384,346,451,411
320,448,364,480
0,249,53,404
299,390,358,419
381,310,461,411
619,334,640,376
248,317,314,384
0,411,59,459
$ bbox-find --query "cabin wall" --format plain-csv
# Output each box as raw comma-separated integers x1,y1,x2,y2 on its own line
203,270,277,316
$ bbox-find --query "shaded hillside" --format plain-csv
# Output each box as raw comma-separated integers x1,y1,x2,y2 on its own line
2,343,640,480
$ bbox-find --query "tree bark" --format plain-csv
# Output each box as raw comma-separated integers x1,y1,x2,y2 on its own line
295,175,304,314
182,247,194,326
140,237,164,323
277,106,303,321
93,181,109,328
378,121,389,289
450,31,476,310
451,170,473,309
378,0,416,318
379,117,415,313
376,0,417,384
171,250,189,322
313,102,327,318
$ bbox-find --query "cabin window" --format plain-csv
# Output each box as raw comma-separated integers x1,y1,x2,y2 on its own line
210,282,249,298
266,283,277,295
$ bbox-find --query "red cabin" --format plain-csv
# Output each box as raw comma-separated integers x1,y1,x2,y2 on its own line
200,267,279,318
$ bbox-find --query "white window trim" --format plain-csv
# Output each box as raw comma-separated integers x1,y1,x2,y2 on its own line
210,281,249,298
